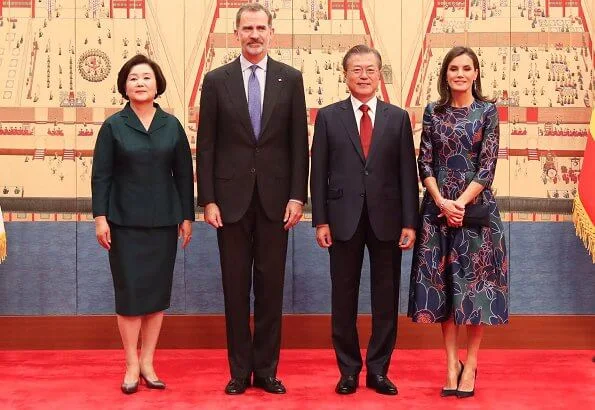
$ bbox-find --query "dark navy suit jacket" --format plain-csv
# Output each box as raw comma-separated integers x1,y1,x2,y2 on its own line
310,97,419,241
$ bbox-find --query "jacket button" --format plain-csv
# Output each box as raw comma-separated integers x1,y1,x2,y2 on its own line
250,168,256,173
364,170,369,176
255,148,260,154
360,193,364,197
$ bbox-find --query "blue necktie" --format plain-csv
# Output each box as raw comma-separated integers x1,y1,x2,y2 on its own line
248,65,262,139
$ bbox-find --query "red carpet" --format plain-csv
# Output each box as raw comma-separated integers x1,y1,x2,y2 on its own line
0,349,593,409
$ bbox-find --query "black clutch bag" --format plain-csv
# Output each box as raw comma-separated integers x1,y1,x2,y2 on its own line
425,201,490,228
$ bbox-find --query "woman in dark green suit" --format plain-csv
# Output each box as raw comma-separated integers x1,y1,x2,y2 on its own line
91,54,194,394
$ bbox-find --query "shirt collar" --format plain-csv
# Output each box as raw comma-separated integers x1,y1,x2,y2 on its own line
240,54,268,73
350,95,378,114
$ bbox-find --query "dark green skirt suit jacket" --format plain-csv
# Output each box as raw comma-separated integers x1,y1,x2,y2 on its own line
91,103,195,315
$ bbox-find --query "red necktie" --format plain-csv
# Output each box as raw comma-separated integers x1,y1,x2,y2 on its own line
359,104,373,158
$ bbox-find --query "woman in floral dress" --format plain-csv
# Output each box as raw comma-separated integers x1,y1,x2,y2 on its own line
408,46,508,399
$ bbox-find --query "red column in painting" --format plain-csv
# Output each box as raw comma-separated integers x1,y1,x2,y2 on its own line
497,106,508,123
526,107,539,123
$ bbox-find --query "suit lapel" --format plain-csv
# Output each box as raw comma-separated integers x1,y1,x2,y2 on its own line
259,57,285,141
224,58,255,141
148,104,169,133
121,102,169,134
338,98,365,164
365,100,389,165
121,103,148,134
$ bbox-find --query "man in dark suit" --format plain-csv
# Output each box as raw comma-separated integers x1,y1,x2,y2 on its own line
197,3,308,395
310,45,419,395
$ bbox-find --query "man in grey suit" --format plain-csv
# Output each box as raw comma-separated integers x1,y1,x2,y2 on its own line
310,45,419,395
197,2,309,395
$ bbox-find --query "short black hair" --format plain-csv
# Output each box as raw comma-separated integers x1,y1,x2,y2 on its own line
117,54,166,100
342,44,382,71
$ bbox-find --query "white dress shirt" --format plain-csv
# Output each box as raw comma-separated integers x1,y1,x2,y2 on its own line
350,95,378,130
240,54,267,107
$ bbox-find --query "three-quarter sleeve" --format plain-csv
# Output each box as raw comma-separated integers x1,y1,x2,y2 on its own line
472,103,500,187
173,121,196,221
417,104,435,180
91,121,114,217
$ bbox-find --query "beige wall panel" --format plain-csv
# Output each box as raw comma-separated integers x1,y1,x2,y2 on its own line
0,0,591,206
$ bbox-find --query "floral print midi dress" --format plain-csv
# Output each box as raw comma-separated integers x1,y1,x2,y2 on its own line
408,100,509,326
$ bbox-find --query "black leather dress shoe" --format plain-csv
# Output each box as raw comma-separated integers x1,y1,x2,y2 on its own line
366,374,398,395
253,376,286,394
225,377,250,395
335,375,358,394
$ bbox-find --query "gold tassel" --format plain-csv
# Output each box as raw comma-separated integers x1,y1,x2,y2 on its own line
573,195,595,264
0,231,5,263
0,204,5,263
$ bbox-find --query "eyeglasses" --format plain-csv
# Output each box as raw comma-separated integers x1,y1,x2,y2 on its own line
347,67,380,77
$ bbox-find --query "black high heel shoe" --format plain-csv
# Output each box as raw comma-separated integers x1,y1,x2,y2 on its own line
440,360,464,397
140,373,166,389
456,368,477,399
121,379,139,394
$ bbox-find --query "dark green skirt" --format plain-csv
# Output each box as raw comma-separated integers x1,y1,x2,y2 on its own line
108,222,178,316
